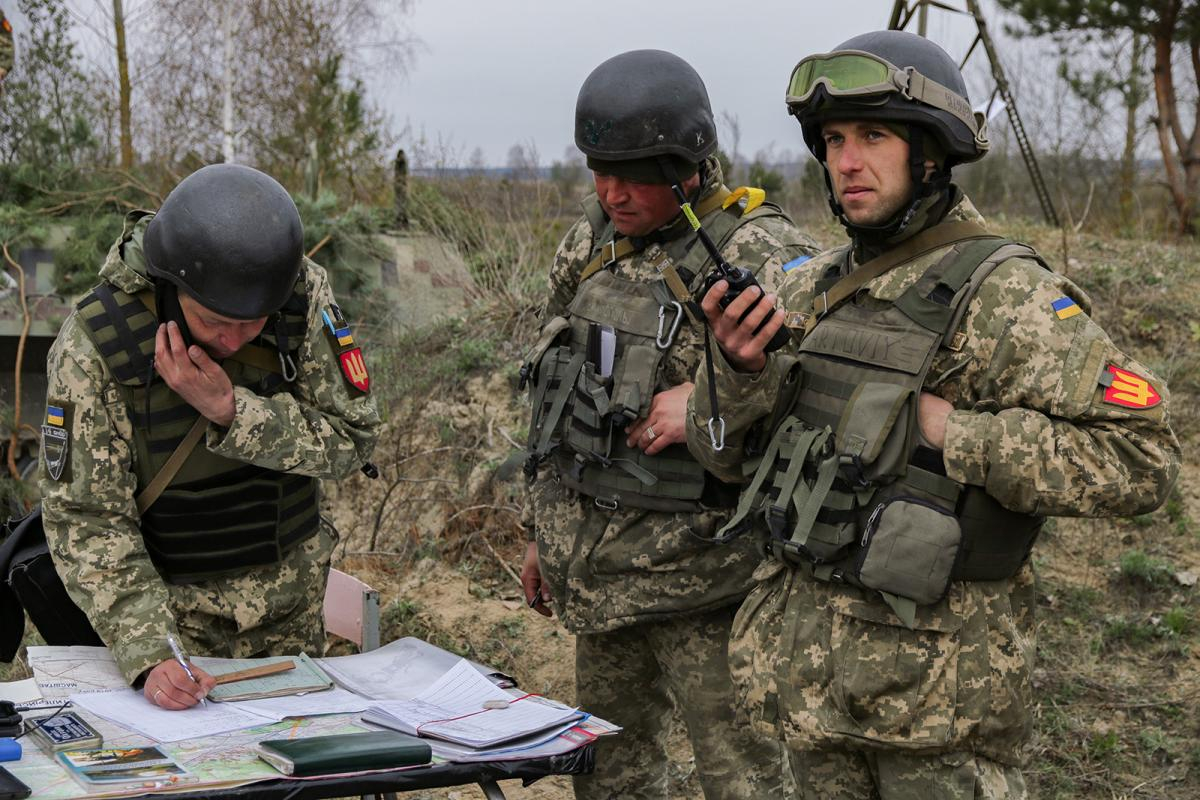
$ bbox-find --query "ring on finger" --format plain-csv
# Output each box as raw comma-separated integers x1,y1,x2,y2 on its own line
645,426,657,442
153,688,164,702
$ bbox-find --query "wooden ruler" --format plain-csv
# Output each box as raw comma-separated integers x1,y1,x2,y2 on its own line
213,660,297,685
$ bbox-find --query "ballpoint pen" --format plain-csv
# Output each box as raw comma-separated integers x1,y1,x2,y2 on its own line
165,634,207,708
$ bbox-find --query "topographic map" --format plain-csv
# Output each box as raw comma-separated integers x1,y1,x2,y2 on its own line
9,712,374,798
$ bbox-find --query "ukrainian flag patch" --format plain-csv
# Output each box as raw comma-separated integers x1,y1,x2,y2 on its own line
335,326,354,347
42,400,72,481
781,255,812,273
46,405,65,427
1051,296,1081,320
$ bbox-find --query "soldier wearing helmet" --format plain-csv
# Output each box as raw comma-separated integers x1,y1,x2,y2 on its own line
518,49,817,798
39,164,381,709
687,30,1180,797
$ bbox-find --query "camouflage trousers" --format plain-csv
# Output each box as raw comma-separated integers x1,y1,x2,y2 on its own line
789,748,1026,799
166,520,334,661
572,604,786,800
729,559,1037,768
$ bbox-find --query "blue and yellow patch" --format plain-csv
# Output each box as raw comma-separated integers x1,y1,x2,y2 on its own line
1051,296,1081,320
781,255,812,273
42,400,72,481
334,326,354,347
46,405,65,427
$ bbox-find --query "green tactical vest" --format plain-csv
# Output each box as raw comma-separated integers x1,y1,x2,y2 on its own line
725,232,1046,622
75,275,319,586
523,188,789,513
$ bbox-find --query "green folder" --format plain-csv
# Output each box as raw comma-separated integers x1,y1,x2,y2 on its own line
256,731,432,777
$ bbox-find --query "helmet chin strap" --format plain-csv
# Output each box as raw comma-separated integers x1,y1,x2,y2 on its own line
824,123,951,241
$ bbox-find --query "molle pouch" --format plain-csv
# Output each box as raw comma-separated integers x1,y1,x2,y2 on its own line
523,317,582,468
852,470,963,607
565,364,613,459
748,419,859,564
834,381,915,484
608,342,664,423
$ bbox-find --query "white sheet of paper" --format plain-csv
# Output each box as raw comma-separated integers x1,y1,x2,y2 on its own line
366,659,582,748
317,638,487,701
0,677,51,709
70,688,272,742
26,645,126,697
226,687,371,721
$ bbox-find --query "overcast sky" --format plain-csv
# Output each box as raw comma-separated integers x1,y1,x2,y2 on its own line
372,0,991,167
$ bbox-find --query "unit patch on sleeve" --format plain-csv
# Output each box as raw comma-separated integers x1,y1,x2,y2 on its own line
1099,365,1161,410
41,401,73,481
323,305,369,394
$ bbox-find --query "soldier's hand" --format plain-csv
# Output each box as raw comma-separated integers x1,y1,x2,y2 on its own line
155,321,236,426
521,542,553,617
700,280,783,373
625,382,693,455
917,392,953,450
144,658,216,710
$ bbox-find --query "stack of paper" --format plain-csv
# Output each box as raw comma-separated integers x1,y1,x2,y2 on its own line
317,637,513,701
362,659,584,748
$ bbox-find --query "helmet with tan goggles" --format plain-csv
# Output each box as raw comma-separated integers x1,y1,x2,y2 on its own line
786,30,989,167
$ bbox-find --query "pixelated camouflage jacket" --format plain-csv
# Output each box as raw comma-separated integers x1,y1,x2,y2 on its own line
525,160,820,633
690,193,1181,764
39,212,382,684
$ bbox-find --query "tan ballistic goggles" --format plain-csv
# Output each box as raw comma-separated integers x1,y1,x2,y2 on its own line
786,50,985,143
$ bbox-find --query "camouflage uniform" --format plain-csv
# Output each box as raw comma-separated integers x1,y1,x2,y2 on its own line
687,193,1181,798
39,213,381,685
0,6,13,83
526,160,818,799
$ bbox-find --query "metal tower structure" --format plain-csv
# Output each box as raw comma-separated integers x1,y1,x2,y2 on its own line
888,0,1061,226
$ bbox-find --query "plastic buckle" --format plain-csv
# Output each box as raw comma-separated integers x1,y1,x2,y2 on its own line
816,291,829,318
518,363,532,390
656,301,683,349
707,416,726,452
603,240,619,267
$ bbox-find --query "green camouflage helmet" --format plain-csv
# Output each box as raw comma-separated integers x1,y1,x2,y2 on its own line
786,30,989,167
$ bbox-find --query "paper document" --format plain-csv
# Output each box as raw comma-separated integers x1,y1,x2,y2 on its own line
316,637,511,701
363,659,584,748
433,722,601,763
0,677,56,710
190,653,332,701
70,688,271,743
228,687,371,721
26,645,126,698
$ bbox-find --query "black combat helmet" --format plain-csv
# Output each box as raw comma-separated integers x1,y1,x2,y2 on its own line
786,30,988,167
575,49,718,183
144,164,303,320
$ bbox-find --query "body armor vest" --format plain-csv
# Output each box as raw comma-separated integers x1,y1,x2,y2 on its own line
524,188,788,512
75,277,319,585
725,233,1046,621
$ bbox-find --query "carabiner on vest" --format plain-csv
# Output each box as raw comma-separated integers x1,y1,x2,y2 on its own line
656,301,683,349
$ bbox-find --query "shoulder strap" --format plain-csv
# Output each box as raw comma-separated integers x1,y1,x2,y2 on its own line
803,221,995,337
892,237,1012,334
135,415,207,516
577,186,734,285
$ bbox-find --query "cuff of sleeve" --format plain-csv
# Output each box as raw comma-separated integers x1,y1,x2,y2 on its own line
206,387,256,453
116,637,177,687
942,409,991,487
